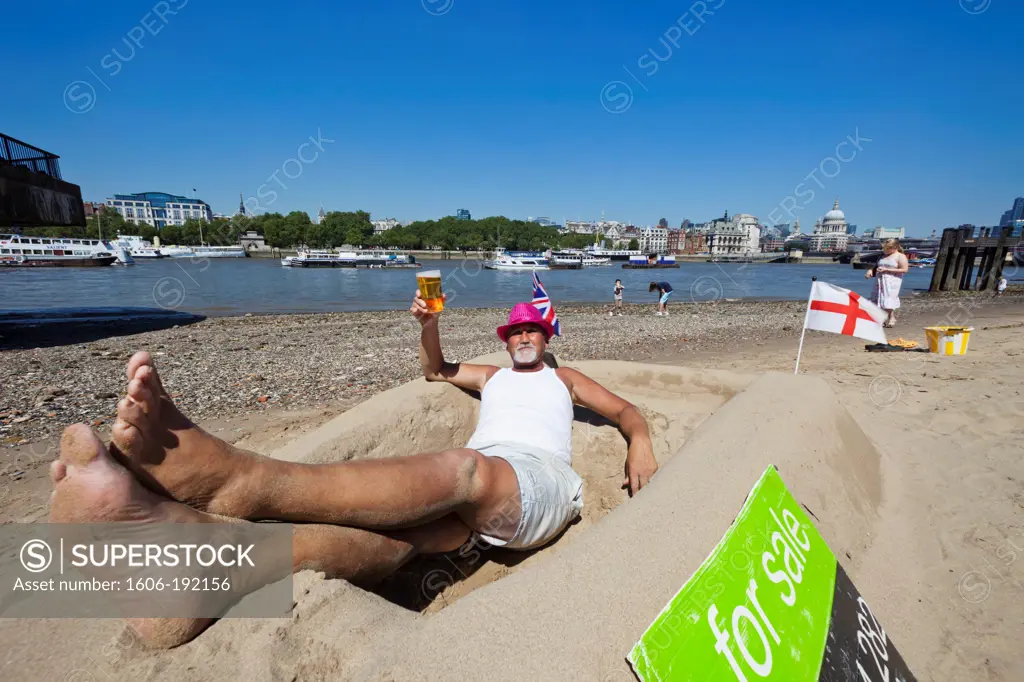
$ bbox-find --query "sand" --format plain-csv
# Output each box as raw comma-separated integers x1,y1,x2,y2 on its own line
1,302,1023,681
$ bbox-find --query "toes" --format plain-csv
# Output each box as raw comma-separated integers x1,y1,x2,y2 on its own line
127,379,157,415
113,398,148,452
50,460,67,483
117,396,148,428
126,352,167,397
136,361,167,398
126,351,153,381
60,424,106,468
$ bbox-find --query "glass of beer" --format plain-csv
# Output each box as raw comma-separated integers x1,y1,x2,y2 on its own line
416,269,444,313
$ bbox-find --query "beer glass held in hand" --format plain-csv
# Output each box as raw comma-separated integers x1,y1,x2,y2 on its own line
416,270,444,313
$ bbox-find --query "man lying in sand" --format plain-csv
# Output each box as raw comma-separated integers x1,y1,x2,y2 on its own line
46,293,658,647
411,292,659,548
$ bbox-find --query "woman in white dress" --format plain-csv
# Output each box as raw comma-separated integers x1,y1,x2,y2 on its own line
865,239,909,327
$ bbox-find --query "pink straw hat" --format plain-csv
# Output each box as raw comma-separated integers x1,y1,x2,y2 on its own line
496,302,555,342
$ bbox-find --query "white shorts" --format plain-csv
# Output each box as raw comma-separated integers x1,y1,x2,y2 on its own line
473,443,583,550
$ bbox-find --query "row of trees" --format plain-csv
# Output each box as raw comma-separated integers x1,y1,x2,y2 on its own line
253,212,608,251
34,208,638,251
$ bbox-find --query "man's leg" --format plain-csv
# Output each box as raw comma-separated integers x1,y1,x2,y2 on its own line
51,424,472,648
111,353,523,542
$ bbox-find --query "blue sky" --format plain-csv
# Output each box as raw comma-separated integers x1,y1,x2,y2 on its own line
4,0,1021,235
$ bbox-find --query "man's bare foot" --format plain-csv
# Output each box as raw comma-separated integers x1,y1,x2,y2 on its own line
50,424,216,648
111,351,266,518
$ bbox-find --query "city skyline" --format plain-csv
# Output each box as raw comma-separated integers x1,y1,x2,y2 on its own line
5,1,1022,237
90,189,1014,237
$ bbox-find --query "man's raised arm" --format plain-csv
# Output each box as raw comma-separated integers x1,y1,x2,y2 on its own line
411,290,496,392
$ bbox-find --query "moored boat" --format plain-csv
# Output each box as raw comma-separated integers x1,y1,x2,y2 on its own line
352,249,417,266
282,248,419,268
193,245,248,258
483,248,550,270
115,235,165,259
281,250,350,267
157,245,196,258
585,246,643,261
550,250,612,267
0,234,121,267
621,254,679,269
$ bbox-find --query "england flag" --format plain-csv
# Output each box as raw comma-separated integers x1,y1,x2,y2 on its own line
804,281,887,344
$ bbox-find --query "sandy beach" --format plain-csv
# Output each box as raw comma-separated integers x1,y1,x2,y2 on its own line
1,291,1023,680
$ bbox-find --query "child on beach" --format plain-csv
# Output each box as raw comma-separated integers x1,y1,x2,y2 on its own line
997,276,1007,295
613,279,625,315
649,281,673,316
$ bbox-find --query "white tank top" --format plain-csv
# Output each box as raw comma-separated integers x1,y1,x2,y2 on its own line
465,366,574,465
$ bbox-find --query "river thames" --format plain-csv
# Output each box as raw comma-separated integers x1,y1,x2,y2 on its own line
0,257,934,316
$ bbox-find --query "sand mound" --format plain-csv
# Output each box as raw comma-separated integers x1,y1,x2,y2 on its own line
1,358,891,681
342,370,884,681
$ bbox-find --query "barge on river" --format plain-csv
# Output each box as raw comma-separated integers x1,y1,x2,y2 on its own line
621,254,680,269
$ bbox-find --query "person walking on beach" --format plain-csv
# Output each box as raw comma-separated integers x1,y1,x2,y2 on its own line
613,279,625,315
44,293,659,649
649,281,673,316
865,239,908,328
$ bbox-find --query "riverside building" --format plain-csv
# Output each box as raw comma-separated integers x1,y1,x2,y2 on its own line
707,212,760,256
106,192,213,229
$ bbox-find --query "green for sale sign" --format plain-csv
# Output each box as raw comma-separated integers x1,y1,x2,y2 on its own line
627,466,917,682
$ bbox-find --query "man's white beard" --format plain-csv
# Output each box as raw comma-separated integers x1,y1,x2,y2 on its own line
514,345,539,365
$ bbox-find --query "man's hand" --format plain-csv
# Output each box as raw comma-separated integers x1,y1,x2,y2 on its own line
410,289,446,326
623,436,658,497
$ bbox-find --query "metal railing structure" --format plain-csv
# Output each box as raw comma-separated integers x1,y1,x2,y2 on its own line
0,132,63,179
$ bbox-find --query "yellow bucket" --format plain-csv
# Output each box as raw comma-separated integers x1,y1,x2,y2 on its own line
924,326,974,355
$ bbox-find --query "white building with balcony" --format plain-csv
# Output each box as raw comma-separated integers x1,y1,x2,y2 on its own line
638,226,669,253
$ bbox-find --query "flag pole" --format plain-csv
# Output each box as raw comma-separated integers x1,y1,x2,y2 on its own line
794,277,816,375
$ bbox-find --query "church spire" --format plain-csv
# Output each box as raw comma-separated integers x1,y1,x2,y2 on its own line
238,192,245,216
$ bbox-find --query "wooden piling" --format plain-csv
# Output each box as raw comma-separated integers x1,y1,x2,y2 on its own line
929,225,1021,292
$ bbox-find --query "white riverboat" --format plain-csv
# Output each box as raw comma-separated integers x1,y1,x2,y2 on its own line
0,234,127,267
192,245,248,258
282,248,418,268
115,235,166,259
152,244,246,258
482,248,551,271
353,249,416,266
584,245,643,261
281,250,350,267
550,249,612,267
157,245,196,258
